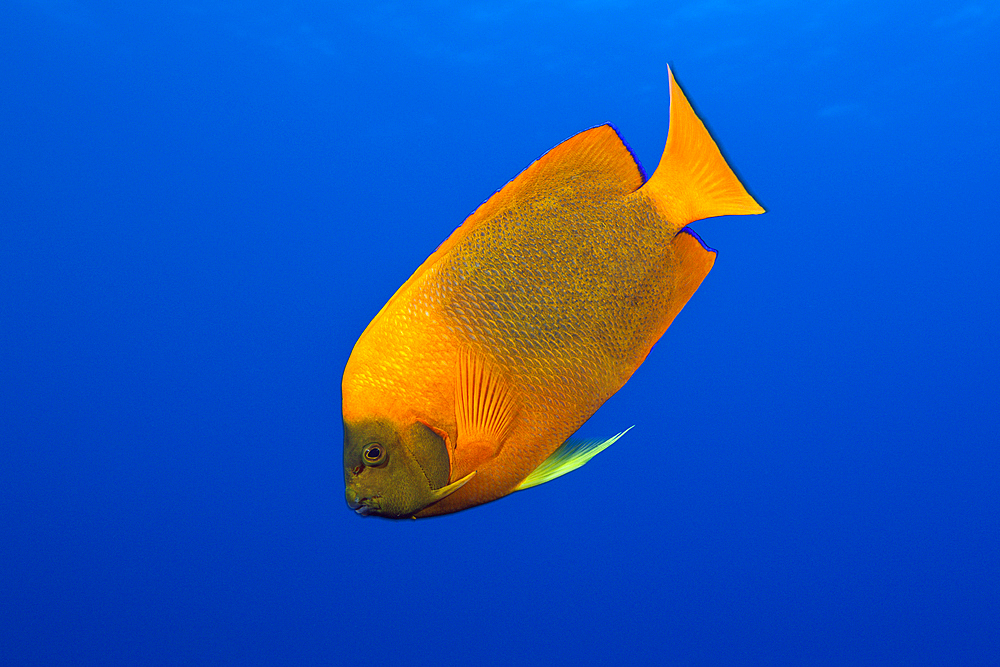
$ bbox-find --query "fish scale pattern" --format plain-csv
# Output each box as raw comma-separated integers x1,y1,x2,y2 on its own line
422,192,682,513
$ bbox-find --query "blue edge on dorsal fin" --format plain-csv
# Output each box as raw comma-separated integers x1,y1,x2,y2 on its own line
604,123,648,183
453,123,650,237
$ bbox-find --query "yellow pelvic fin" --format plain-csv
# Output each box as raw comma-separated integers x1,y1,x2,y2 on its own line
453,350,518,479
515,427,633,491
641,66,765,226
429,470,476,502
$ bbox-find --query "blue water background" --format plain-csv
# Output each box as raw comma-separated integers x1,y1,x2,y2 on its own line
3,2,998,665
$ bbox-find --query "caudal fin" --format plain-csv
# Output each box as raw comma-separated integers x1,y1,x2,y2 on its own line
641,66,764,226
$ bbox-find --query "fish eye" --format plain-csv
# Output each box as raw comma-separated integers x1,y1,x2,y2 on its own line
362,443,386,466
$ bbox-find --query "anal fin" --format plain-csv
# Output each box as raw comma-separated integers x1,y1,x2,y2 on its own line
655,228,717,339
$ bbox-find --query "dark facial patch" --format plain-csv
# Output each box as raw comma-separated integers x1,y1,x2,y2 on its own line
404,421,450,491
342,418,453,519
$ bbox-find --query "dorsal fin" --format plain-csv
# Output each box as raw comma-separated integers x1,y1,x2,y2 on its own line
445,124,644,249
641,66,764,226
655,228,717,339
452,349,518,479
384,125,646,314
515,427,633,491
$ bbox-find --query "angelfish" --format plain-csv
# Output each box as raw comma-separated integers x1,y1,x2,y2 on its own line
342,67,763,518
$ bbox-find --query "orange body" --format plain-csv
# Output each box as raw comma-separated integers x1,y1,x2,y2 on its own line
342,68,763,517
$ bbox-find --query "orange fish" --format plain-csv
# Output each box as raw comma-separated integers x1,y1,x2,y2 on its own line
342,67,763,518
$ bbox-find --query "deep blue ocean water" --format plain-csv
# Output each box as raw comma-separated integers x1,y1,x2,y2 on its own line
3,2,998,665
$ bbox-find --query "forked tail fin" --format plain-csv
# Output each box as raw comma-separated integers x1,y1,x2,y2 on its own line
641,66,764,226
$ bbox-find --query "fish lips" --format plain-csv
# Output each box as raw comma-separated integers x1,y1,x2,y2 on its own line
345,488,380,516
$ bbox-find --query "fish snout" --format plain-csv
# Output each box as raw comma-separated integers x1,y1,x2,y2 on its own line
345,487,373,516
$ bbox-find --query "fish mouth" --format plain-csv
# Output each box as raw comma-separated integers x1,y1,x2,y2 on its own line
346,490,380,516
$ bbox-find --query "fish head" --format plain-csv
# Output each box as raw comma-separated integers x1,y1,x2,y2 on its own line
343,418,473,519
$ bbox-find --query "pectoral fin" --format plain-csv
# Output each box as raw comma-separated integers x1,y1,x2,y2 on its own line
515,427,633,491
453,349,518,479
